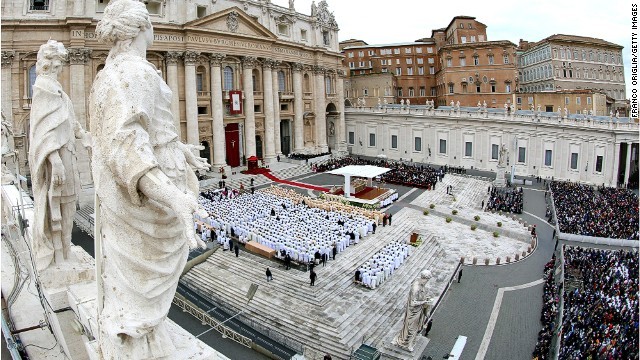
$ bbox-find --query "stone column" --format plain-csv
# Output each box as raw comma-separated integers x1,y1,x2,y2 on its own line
262,59,276,162
68,48,92,129
242,56,257,158
612,142,621,187
313,65,328,153
624,142,633,185
209,53,227,168
165,51,182,138
183,50,200,145
1,51,15,125
272,64,282,156
335,69,347,154
292,63,305,153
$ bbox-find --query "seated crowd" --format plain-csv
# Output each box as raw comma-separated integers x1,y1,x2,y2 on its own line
355,240,412,289
550,182,639,239
314,156,446,189
287,151,331,160
532,255,559,360
486,187,523,214
559,247,638,359
197,187,378,265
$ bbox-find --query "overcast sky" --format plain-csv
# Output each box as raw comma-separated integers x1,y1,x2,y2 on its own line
273,0,635,99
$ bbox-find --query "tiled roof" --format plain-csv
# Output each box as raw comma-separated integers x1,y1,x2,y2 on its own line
538,34,622,49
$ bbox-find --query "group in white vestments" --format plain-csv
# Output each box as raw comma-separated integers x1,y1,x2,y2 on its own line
196,187,376,264
355,240,412,289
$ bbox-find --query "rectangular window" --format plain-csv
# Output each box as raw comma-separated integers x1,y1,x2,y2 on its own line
348,52,354,58
406,58,413,65
196,73,204,91
277,23,290,36
419,87,426,96
417,58,424,64
407,67,413,75
427,47,433,53
369,133,376,147
358,51,364,57
516,97,522,104
492,144,499,160
565,97,570,105
348,62,354,69
576,97,581,105
405,48,411,54
363,88,368,96
197,106,208,115
461,36,467,43
488,55,494,65
408,87,415,97
595,155,603,172
474,57,479,65
587,97,592,104
471,35,476,42
416,48,422,53
322,31,330,46
446,58,452,67
368,50,375,56
414,137,422,151
391,135,398,149
358,61,365,67
397,88,403,97
196,5,207,18
439,139,447,154
518,147,526,163
491,84,496,93
449,84,454,93
503,55,509,64
460,58,466,66
465,142,472,157
395,67,402,76
418,67,424,75
476,85,481,93
428,58,435,64
348,131,355,145
429,66,435,74
394,48,400,54
570,153,578,170
300,29,307,41
545,149,553,166
431,87,436,96
506,84,511,93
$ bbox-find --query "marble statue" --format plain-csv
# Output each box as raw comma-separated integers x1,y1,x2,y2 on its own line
289,0,294,10
530,103,534,111
564,107,568,117
393,270,433,351
610,110,614,117
90,1,210,358
510,103,515,113
482,100,487,109
477,101,482,107
451,100,455,107
456,101,460,110
311,0,317,16
537,104,541,112
406,99,410,107
383,98,388,105
377,98,381,107
400,99,405,106
615,110,619,118
498,143,509,167
504,103,508,112
1,112,16,184
29,40,92,271
558,106,562,114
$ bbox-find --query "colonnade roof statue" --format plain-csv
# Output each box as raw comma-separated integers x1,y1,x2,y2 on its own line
89,0,210,357
28,39,92,271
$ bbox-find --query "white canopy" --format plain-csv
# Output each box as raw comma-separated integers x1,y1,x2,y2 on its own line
327,165,391,179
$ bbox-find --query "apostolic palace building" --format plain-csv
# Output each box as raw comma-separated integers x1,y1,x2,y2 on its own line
1,0,347,178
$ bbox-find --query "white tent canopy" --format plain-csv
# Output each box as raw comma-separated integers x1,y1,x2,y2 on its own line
327,165,391,197
327,165,391,178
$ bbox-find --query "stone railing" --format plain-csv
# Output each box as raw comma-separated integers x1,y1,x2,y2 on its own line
345,106,639,132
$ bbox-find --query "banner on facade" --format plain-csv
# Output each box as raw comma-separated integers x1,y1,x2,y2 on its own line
229,90,242,115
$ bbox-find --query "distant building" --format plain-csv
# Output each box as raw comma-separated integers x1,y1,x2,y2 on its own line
344,73,396,108
433,16,517,107
517,34,626,113
516,90,611,116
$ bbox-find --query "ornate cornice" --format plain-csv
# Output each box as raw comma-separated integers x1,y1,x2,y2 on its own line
242,56,258,69
292,62,305,72
209,53,226,67
183,50,200,65
68,48,92,65
164,51,183,65
1,51,15,68
312,65,325,75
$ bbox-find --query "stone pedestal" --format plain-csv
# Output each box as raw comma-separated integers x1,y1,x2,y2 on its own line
380,336,429,360
494,165,507,187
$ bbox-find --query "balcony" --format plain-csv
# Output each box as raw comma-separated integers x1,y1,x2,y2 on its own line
197,91,210,98
279,91,294,99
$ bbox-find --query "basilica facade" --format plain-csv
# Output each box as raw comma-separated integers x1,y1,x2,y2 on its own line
1,0,346,177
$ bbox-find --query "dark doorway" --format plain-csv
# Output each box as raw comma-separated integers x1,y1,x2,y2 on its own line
280,120,291,155
256,135,263,159
545,105,553,112
225,123,241,167
200,141,211,167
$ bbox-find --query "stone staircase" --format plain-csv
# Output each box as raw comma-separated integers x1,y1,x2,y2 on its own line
202,164,313,191
181,207,456,358
410,174,490,210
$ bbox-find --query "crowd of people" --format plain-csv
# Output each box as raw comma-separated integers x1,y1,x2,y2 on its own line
196,187,378,267
550,182,639,239
287,151,331,160
355,240,412,289
314,156,448,189
532,255,559,360
486,187,523,214
559,247,638,359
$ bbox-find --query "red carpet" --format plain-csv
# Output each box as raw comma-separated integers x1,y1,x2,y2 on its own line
262,172,330,192
242,167,272,175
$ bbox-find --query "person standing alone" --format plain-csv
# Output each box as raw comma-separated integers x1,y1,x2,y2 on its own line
310,269,317,286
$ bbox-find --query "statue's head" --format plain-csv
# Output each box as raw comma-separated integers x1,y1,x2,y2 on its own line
96,0,151,45
420,270,432,280
36,40,67,76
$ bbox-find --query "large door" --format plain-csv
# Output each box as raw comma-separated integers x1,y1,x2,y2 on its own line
280,120,291,155
256,135,263,159
200,141,211,167
225,123,241,167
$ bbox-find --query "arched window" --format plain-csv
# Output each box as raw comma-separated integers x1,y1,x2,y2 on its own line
223,66,234,91
28,64,37,98
252,69,260,92
325,76,332,94
196,65,207,92
97,64,105,73
278,70,285,92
